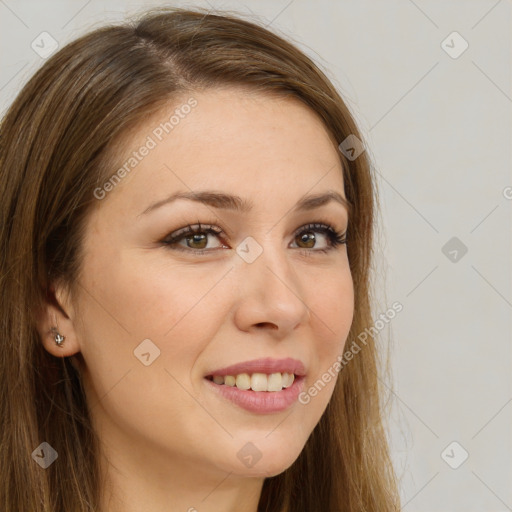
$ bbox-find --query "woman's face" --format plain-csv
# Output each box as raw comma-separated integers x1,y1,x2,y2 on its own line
61,87,353,480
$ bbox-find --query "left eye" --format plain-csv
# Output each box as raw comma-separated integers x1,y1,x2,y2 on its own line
161,222,346,254
290,223,346,251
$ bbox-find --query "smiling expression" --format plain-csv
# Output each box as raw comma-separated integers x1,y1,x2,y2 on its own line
68,86,354,478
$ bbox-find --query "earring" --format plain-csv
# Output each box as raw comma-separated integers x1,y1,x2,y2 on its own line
50,327,65,346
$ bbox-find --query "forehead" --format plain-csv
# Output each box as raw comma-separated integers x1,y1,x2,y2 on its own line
95,87,346,218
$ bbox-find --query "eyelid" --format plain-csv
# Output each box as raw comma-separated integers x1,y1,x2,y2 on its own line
161,219,346,241
292,221,344,237
165,222,223,239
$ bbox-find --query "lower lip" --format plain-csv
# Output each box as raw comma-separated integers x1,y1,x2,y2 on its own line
204,376,305,414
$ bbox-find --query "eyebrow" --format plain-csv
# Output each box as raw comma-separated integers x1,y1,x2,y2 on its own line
139,189,351,217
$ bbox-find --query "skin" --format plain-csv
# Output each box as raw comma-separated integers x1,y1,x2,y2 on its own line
37,87,354,512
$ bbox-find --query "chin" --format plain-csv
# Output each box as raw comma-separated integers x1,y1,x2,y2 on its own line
232,463,291,479
229,446,303,479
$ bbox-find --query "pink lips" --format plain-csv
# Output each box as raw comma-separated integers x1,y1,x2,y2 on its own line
205,357,306,377
204,357,306,414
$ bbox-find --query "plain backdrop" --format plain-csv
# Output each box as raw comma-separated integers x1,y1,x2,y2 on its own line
1,1,511,510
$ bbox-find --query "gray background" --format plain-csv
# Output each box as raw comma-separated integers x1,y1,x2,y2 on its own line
1,0,510,509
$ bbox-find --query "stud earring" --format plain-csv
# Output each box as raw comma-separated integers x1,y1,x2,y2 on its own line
50,327,65,346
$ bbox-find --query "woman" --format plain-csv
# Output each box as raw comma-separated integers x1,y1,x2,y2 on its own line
0,7,400,512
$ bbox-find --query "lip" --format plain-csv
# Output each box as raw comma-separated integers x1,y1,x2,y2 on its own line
204,374,305,414
205,357,306,377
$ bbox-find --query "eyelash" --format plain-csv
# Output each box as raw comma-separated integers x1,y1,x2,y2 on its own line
160,221,347,257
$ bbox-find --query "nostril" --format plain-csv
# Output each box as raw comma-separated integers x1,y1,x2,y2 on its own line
255,322,278,329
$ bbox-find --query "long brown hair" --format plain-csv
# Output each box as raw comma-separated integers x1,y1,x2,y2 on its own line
0,7,400,511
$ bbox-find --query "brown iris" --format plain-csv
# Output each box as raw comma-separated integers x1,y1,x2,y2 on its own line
186,233,208,249
297,232,315,248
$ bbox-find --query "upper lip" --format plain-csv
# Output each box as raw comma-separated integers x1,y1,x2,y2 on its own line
206,357,306,377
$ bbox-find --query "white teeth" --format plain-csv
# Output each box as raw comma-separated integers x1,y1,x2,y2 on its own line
224,375,236,387
209,372,296,392
235,373,251,390
267,372,282,392
251,373,268,391
282,372,294,388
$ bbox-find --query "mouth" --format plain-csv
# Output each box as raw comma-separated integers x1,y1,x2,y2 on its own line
203,358,306,414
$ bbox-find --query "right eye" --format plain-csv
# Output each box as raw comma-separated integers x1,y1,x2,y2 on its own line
161,223,229,254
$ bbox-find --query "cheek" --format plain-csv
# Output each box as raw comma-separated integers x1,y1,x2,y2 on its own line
74,257,233,449
83,249,229,341
309,265,354,355
75,251,231,389
299,267,353,409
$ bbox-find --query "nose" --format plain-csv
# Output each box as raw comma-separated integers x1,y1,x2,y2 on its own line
232,238,311,337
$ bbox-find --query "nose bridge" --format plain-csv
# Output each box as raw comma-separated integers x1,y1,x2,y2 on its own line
233,231,310,330
239,231,295,291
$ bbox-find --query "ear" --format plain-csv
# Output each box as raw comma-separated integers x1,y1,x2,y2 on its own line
34,280,82,361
